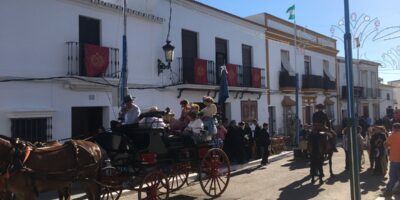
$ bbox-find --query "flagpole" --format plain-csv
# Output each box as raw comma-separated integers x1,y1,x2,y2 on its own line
293,8,300,146
120,0,128,106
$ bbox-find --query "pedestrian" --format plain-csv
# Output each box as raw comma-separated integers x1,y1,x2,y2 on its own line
373,126,388,176
215,120,227,148
383,123,400,196
243,122,254,161
255,123,271,166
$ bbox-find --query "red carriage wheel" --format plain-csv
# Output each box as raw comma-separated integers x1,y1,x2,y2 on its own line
199,148,230,198
138,171,169,200
99,167,123,200
168,162,190,191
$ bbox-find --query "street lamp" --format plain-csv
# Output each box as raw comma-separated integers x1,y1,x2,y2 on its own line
158,40,175,75
158,0,175,75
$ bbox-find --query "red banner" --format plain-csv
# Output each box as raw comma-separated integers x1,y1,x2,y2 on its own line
251,68,261,88
226,64,237,86
194,58,208,84
84,44,109,77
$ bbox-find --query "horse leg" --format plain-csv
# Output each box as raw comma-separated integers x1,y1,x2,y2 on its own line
58,187,71,200
319,159,324,184
82,181,100,200
329,153,334,177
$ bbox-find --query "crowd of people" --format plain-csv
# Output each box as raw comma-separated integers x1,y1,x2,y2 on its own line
114,95,273,166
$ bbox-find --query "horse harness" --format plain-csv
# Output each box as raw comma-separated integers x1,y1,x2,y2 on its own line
0,139,99,194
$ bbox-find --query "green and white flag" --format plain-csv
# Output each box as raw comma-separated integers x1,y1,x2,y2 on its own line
286,5,295,20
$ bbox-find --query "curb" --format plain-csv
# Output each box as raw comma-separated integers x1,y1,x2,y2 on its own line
230,151,293,175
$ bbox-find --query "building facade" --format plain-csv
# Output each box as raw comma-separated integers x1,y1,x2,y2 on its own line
247,13,338,136
0,0,267,141
337,58,381,125
379,84,396,118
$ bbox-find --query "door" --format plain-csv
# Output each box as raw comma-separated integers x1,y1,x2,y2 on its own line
242,44,252,87
241,101,258,122
72,107,103,138
304,106,312,125
268,106,276,135
182,29,198,83
362,104,369,117
79,16,100,76
216,38,228,84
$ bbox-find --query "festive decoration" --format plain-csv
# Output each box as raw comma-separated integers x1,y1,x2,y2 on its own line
251,68,261,88
194,58,208,84
226,64,238,86
84,44,109,77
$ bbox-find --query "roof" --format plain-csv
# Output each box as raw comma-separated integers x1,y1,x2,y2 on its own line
185,0,266,29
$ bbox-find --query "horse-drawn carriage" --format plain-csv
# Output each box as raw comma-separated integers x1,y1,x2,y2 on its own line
92,111,231,200
0,111,230,200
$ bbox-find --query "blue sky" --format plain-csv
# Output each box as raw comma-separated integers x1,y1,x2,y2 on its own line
197,0,400,83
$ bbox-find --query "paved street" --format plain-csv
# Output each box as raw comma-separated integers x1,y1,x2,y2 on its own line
42,149,399,200
160,149,396,200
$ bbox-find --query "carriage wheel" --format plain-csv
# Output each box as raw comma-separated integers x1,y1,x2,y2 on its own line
100,186,122,200
199,148,230,198
168,162,190,191
138,171,169,200
99,167,123,200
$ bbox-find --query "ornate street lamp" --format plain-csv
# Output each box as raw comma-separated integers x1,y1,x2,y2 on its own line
158,0,175,75
158,40,175,75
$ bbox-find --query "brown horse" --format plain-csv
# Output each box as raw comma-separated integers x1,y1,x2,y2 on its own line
0,136,102,200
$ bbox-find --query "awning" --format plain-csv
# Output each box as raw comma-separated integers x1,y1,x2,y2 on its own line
281,60,296,76
281,96,296,107
323,65,335,81
324,97,334,105
281,52,295,76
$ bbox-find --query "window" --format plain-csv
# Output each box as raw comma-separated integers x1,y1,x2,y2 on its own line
326,104,335,120
181,29,198,83
11,117,52,142
241,101,258,122
281,50,290,71
216,38,228,84
242,44,252,87
304,56,311,75
387,93,390,100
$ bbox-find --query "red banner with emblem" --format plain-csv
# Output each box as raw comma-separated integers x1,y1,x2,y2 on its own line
84,44,109,77
251,68,261,88
226,64,237,86
194,58,208,84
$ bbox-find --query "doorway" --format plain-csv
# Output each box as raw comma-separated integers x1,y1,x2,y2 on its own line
72,107,103,138
79,16,100,76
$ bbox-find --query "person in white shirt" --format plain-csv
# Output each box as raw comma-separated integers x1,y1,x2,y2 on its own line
184,111,204,136
120,95,141,125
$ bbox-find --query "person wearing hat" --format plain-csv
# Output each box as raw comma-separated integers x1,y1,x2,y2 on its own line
120,95,141,126
179,99,191,128
312,103,338,152
201,96,217,134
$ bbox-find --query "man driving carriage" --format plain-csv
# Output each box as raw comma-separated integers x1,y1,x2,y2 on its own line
312,103,338,152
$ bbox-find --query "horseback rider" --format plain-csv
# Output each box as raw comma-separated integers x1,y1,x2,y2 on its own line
312,104,338,152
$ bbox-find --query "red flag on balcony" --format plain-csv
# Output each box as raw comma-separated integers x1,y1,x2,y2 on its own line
84,44,109,77
194,58,208,84
251,68,261,88
226,64,237,86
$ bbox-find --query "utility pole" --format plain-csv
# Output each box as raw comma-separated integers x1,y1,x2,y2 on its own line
344,0,361,199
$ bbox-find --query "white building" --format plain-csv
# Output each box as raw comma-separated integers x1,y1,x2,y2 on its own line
379,83,396,118
0,0,267,141
337,58,380,124
247,13,338,136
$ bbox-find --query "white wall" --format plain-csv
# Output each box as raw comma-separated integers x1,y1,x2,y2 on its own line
0,0,268,138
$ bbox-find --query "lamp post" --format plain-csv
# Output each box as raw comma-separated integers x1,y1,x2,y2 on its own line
343,0,361,199
120,0,128,106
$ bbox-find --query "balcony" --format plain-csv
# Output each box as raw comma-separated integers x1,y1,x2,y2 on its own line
341,86,364,99
176,57,265,88
362,88,380,99
302,74,323,91
323,75,336,91
66,41,120,78
279,71,296,90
